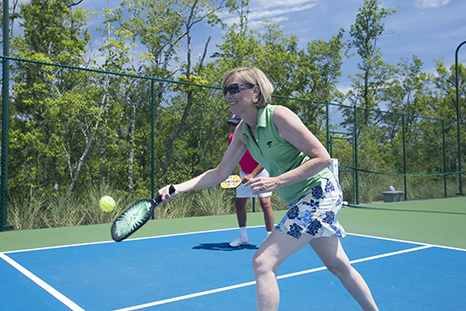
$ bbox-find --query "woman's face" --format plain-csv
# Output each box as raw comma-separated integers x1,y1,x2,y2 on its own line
224,74,256,114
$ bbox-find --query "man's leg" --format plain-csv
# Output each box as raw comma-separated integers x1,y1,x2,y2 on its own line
258,196,274,233
230,197,249,247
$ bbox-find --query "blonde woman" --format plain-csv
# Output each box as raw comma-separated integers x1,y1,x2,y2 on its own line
159,67,379,311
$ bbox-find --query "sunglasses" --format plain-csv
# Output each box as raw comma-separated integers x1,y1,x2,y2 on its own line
223,83,254,96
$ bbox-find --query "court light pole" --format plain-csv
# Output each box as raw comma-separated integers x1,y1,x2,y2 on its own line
456,41,466,196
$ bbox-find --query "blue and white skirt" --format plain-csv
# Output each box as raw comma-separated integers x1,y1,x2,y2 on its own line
276,175,346,239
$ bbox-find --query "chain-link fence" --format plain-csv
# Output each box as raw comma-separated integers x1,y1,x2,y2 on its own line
1,56,465,230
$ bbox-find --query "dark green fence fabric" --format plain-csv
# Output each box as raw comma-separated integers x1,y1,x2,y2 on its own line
1,57,465,230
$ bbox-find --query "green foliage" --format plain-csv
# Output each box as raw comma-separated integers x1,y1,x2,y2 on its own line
7,180,132,229
346,0,397,119
431,61,466,121
174,75,209,94
13,0,92,64
211,18,346,138
349,0,396,60
2,0,466,231
192,187,234,216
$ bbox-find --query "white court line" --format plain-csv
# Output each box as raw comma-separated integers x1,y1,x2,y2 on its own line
113,281,257,311
2,226,255,254
0,253,85,311
5,226,464,255
114,244,433,311
347,232,466,252
3,226,458,310
2,226,460,311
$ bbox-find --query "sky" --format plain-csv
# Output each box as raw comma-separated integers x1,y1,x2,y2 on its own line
14,0,466,93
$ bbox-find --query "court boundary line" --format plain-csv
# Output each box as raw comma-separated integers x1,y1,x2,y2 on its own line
1,226,254,255
113,244,434,311
2,226,463,310
0,253,85,311
3,224,465,255
347,232,466,252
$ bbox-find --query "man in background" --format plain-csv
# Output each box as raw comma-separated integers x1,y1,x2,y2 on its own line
227,114,274,247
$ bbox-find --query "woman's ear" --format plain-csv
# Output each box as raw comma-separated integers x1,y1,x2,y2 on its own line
252,85,260,96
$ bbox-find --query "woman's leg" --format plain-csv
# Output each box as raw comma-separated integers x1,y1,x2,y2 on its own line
252,230,313,311
310,235,379,311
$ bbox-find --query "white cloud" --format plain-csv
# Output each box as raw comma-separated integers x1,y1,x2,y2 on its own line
247,17,289,29
248,3,318,21
415,0,450,9
223,1,319,29
255,0,318,8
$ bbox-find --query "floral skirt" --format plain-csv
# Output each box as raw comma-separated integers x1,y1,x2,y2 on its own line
276,175,346,239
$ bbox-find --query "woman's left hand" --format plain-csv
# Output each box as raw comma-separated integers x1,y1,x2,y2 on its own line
244,177,279,195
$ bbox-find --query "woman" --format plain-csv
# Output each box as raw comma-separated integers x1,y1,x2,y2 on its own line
158,67,379,311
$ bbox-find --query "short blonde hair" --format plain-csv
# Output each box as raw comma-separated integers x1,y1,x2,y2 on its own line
222,67,274,108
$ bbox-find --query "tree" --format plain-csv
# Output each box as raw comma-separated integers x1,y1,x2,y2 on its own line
346,0,396,126
96,0,240,189
8,0,98,206
431,60,466,121
290,29,346,134
213,17,345,136
161,0,239,179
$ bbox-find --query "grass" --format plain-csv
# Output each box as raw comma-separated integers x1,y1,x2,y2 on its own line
5,183,289,231
5,173,463,231
339,172,463,203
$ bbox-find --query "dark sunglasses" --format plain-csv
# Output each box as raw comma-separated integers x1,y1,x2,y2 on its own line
223,83,254,96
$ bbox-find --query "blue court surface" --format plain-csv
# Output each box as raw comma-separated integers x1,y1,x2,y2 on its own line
1,226,465,310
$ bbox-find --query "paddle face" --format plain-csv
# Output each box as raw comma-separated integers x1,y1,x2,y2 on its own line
111,199,157,242
220,175,242,189
111,185,175,242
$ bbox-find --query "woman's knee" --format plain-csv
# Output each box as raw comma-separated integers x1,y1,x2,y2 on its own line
252,252,264,272
252,251,276,276
325,259,352,278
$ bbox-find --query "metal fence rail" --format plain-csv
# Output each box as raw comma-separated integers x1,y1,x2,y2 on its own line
1,56,465,231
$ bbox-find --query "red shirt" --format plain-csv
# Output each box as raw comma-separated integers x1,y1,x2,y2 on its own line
229,133,258,174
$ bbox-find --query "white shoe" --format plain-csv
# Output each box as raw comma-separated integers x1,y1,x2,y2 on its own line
229,236,249,247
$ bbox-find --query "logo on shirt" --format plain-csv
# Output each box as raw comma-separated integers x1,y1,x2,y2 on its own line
267,141,273,148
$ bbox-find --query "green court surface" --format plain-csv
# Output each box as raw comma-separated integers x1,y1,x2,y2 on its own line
1,197,465,252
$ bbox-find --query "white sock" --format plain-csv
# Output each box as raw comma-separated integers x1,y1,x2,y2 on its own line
239,227,247,238
266,231,272,238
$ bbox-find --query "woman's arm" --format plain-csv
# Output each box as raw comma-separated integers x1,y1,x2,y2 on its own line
159,123,248,200
246,106,331,193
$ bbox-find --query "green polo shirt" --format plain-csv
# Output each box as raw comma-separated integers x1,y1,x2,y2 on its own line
242,105,333,205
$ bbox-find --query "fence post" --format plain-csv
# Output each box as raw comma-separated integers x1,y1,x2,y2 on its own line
150,80,156,219
1,0,10,232
455,41,466,196
326,101,330,150
402,115,407,201
353,105,359,204
442,120,447,198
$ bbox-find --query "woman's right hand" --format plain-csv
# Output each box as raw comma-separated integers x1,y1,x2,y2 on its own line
158,184,177,202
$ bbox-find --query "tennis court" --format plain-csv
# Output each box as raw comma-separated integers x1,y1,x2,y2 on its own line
1,197,465,310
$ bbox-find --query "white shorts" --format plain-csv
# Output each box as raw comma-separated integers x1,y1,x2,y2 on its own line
236,169,273,198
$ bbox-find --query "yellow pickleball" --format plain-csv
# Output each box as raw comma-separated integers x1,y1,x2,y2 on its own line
99,196,115,212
